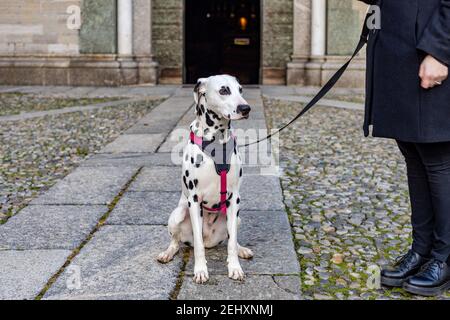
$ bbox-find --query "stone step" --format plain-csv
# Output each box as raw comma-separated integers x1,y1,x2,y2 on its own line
178,275,301,300
43,225,182,300
31,166,139,206
0,250,71,300
0,205,108,250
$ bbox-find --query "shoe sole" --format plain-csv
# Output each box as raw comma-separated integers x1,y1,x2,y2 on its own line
403,281,450,297
381,275,405,288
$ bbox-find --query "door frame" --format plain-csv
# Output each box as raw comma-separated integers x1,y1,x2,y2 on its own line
182,0,263,84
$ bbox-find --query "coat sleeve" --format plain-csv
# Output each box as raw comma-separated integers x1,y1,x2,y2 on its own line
417,0,450,66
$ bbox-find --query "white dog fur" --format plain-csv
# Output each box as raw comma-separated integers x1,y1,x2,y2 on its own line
157,75,254,283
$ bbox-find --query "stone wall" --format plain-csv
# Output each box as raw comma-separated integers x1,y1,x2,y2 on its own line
327,0,367,55
0,0,81,55
262,0,293,84
152,0,183,84
79,0,117,54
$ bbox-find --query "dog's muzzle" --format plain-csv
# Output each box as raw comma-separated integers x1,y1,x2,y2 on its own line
237,104,251,118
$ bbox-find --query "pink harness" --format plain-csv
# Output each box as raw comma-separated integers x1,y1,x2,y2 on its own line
190,131,234,215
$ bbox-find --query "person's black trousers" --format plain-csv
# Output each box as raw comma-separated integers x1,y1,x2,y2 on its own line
397,141,450,263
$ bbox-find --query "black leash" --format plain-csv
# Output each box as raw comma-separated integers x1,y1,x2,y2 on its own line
240,13,371,148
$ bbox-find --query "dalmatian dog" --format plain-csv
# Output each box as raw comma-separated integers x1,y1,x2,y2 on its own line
157,75,253,284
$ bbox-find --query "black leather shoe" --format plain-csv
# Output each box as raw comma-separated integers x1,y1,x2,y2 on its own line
403,259,450,296
381,250,429,287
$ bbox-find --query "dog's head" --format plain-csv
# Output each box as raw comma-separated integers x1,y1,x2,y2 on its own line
193,75,251,120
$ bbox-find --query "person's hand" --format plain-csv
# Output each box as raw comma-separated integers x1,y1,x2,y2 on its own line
419,55,448,89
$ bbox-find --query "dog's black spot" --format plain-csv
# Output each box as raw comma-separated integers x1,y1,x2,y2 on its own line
212,203,220,209
211,149,216,157
228,193,233,200
237,197,240,204
193,194,198,202
194,179,199,187
200,104,205,113
204,128,209,135
239,168,243,177
219,86,231,96
184,241,192,247
195,155,203,168
185,170,189,177
191,157,194,164
209,109,221,120
227,234,230,239
183,176,189,189
185,154,189,161
188,201,191,208
205,113,215,127
237,209,241,217
226,200,230,208
189,181,194,190
194,81,201,93
203,200,208,205
215,126,219,130
200,208,203,217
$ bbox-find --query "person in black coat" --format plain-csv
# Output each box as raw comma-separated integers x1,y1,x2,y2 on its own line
358,0,450,296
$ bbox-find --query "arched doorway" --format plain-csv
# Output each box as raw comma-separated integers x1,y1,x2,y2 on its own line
185,0,261,84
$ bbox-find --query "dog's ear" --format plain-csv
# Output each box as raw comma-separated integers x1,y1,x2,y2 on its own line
193,78,207,105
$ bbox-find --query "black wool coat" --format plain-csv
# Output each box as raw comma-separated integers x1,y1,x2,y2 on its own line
359,0,450,143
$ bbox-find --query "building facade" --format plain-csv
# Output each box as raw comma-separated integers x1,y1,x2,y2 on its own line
0,0,368,86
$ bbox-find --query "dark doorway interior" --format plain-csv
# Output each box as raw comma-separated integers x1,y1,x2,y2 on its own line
185,0,261,84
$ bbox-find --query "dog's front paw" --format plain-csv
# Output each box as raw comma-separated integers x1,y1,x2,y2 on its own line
238,246,254,259
157,250,174,264
193,266,209,284
228,264,245,281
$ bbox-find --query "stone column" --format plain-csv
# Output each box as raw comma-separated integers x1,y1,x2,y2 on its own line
118,0,133,56
133,0,158,84
311,0,326,56
287,0,312,85
304,0,327,86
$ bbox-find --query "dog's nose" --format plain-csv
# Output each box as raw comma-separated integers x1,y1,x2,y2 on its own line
237,104,251,116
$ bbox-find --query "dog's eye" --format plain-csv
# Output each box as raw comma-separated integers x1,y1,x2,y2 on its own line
239,87,243,94
219,86,231,95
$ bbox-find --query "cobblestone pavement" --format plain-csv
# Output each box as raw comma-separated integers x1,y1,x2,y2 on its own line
263,97,450,300
0,97,163,223
1,84,448,300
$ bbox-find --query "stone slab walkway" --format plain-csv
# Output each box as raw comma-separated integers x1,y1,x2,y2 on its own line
0,87,300,300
